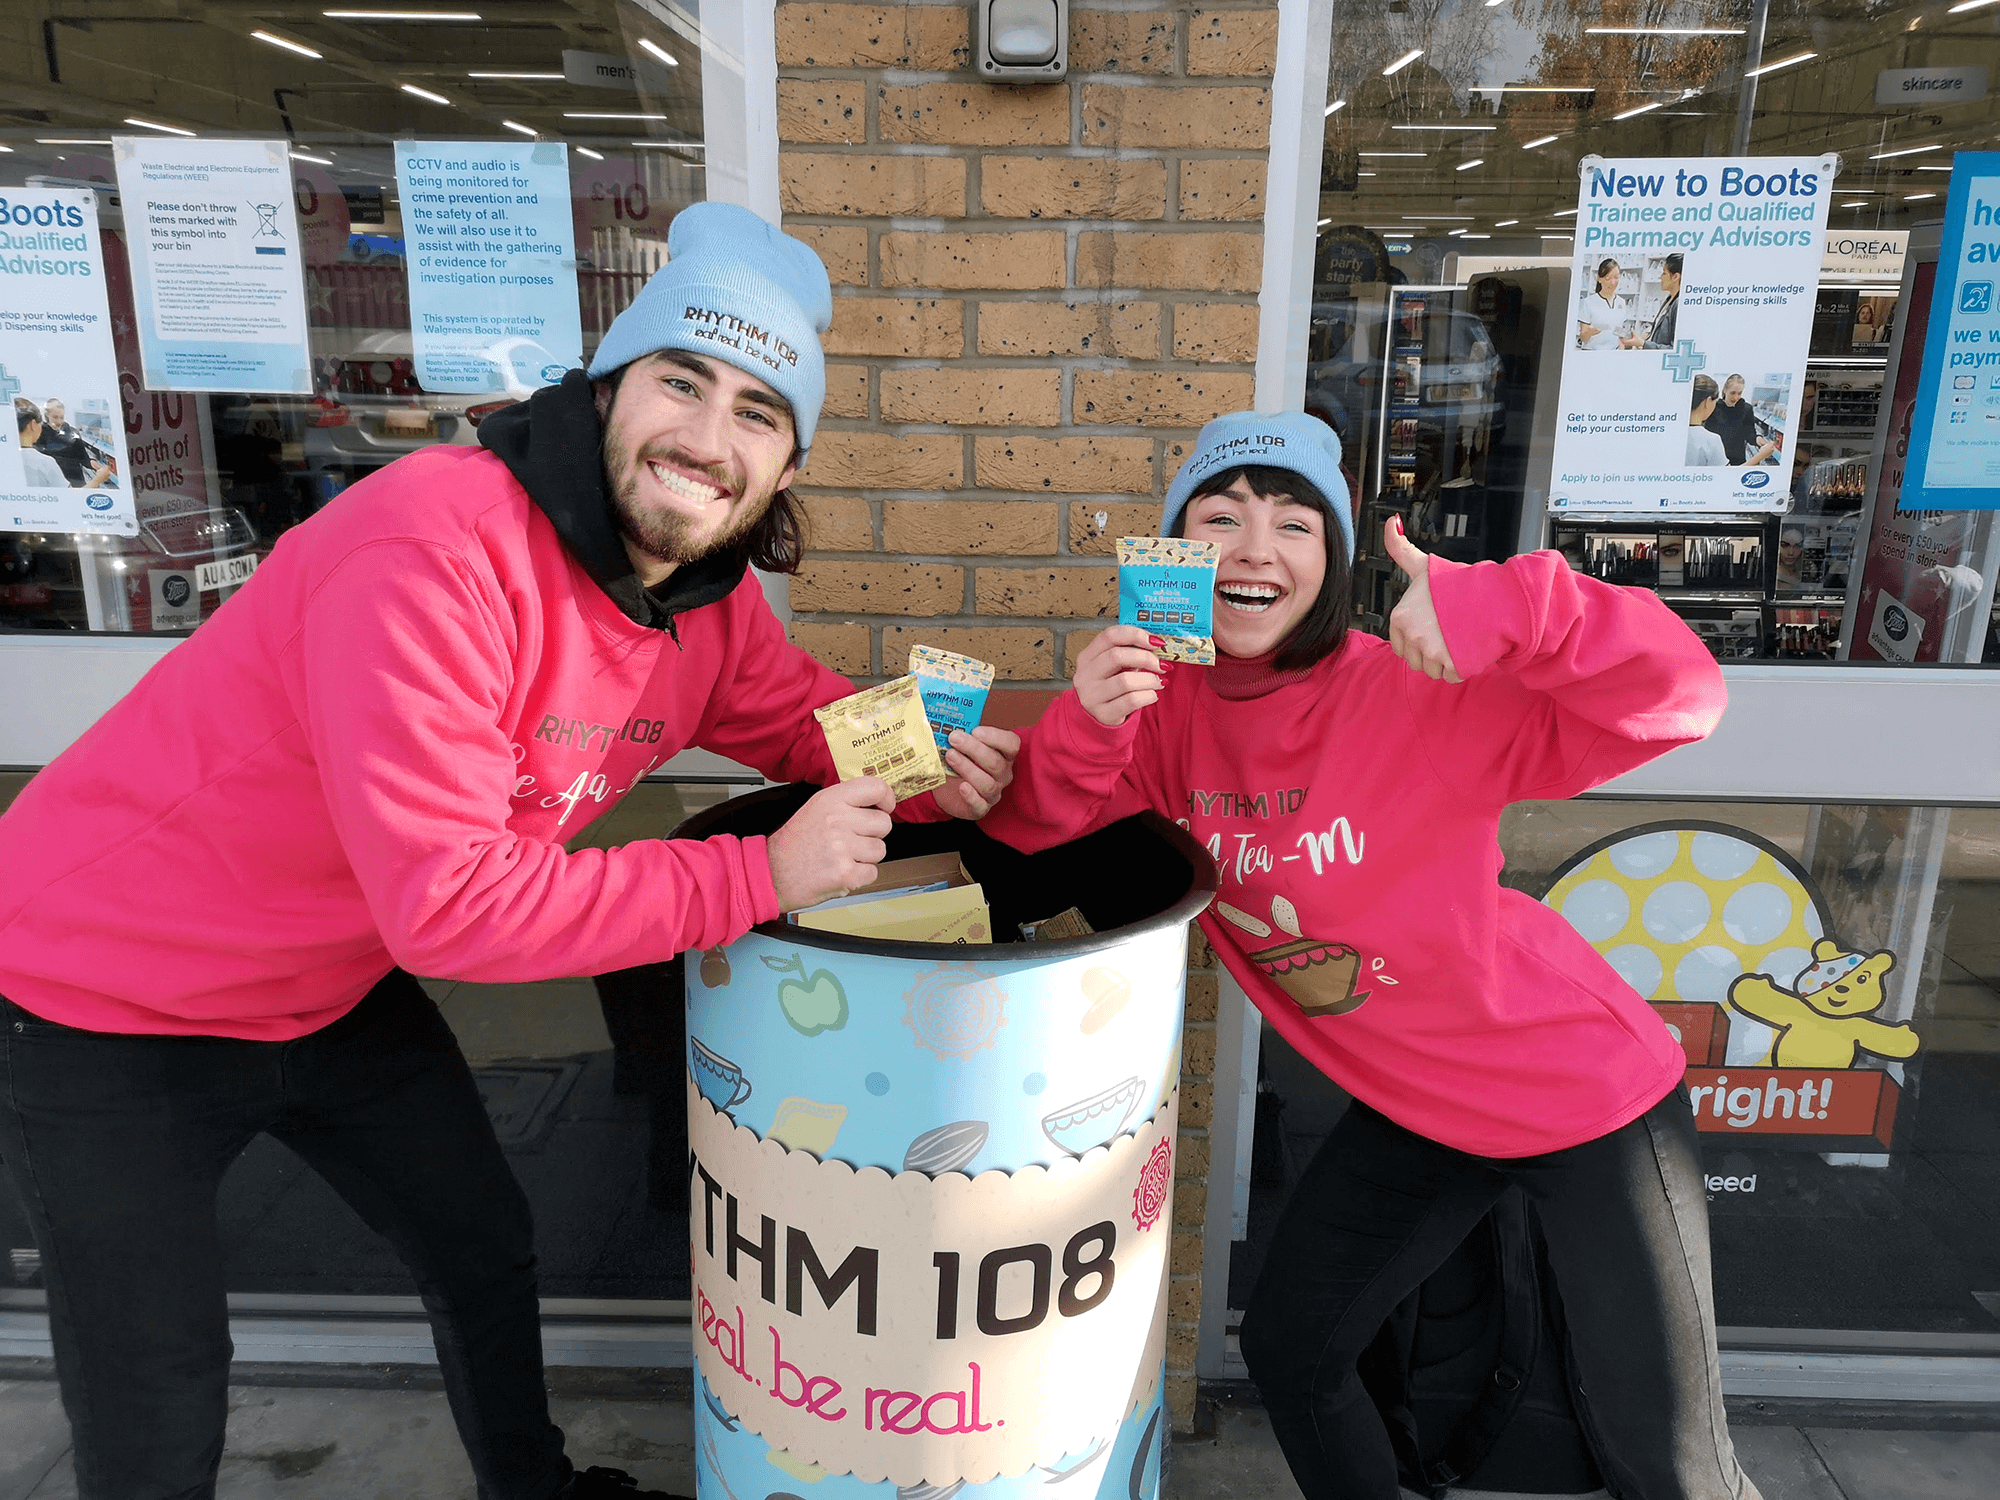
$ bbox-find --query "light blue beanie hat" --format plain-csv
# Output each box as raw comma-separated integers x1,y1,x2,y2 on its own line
1162,411,1353,560
588,202,834,455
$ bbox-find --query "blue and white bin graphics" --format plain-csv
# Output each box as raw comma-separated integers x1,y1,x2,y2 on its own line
677,789,1218,1500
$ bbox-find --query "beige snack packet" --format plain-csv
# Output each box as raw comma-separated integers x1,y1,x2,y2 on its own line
813,675,949,801
1118,536,1220,665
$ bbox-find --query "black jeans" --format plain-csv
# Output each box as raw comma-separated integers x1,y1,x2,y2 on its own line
0,972,571,1500
1239,1091,1760,1500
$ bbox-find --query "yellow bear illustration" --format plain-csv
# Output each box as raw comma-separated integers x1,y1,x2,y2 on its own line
1725,938,1920,1069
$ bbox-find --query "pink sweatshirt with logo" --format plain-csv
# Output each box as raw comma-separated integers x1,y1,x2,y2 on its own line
982,553,1724,1157
0,446,917,1040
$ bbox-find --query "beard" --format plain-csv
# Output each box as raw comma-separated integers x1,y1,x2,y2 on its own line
602,429,768,571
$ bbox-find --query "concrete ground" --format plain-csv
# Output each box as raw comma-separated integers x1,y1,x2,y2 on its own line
3,1375,1998,1500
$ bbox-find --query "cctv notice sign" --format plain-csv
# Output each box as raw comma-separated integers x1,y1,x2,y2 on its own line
393,142,582,395
1897,150,2000,511
0,188,137,538
1549,155,1834,516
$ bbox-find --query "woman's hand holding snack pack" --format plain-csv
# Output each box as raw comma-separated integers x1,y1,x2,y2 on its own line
1074,625,1166,727
1385,516,1462,684
933,726,1021,821
767,777,896,911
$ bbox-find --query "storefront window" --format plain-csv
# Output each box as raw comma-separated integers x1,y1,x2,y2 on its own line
1310,0,2000,666
2,0,704,634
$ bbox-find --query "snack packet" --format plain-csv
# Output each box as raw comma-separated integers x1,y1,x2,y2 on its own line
813,676,948,801
1118,537,1220,665
908,644,996,752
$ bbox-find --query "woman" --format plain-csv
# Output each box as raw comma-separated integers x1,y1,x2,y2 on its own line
1576,257,1623,349
1687,375,1729,466
982,411,1755,1500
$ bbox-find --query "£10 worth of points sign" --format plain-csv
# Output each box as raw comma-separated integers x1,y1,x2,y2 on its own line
687,1077,1172,1488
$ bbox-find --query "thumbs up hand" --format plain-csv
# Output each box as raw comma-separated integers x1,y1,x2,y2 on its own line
1385,516,1462,684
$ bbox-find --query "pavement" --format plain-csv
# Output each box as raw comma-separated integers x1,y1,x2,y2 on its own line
3,1372,1998,1500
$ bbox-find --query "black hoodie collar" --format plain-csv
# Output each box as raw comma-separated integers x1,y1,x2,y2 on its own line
478,369,747,636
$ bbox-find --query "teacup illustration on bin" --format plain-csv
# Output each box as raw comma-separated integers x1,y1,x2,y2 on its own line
1041,1075,1145,1155
690,1036,753,1116
1217,896,1379,1017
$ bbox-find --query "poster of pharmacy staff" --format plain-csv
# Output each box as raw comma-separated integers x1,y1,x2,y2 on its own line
685,923,1190,1499
1550,155,1836,516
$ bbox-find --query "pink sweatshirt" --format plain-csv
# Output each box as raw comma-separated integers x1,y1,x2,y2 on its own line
0,446,915,1040
982,553,1724,1158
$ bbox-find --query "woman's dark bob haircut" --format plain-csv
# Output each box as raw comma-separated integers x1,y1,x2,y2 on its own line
1170,463,1352,673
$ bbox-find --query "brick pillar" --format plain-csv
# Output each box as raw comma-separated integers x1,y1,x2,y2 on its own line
776,1,1278,1433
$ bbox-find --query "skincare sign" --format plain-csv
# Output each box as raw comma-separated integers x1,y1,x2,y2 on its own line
0,189,137,537
112,136,312,394
394,142,582,395
1897,151,2000,511
1549,155,1834,515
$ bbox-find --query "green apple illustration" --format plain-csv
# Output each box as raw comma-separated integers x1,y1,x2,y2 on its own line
762,952,849,1037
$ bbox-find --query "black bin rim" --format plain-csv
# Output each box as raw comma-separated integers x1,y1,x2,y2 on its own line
673,786,1218,961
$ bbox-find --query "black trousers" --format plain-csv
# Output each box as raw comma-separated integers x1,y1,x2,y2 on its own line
1239,1090,1760,1500
0,972,571,1500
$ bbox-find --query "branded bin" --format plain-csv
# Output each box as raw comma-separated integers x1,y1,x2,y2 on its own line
674,786,1217,1500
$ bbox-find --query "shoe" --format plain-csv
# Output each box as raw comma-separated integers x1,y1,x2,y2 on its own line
561,1464,692,1500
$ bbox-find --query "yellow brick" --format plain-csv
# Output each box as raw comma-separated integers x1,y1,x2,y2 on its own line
824,297,964,358
1168,1374,1199,1436
787,224,867,286
1173,303,1260,362
1166,1325,1199,1374
1184,970,1219,1022
884,500,1060,554
978,300,1160,358
879,83,1071,146
796,430,964,489
1175,1130,1211,1179
778,80,867,145
879,368,1060,426
775,4,967,69
791,560,964,616
880,231,1066,291
973,566,1117,619
800,492,874,550
1181,1023,1218,1078
1067,500,1163,555
980,157,1168,220
1179,158,1267,221
881,625,1054,680
1070,10,1176,75
780,152,966,217
1075,369,1257,427
1062,628,1105,677
1167,1274,1203,1322
1172,1178,1205,1225
1180,1080,1214,1129
1081,85,1270,150
1077,230,1262,293
974,435,1154,493
1188,922,1215,969
1186,8,1280,76
822,363,869,419
788,621,871,675
1171,1230,1205,1277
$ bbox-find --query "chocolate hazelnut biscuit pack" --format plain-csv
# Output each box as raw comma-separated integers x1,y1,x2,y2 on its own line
908,644,995,751
1117,537,1220,665
812,675,948,801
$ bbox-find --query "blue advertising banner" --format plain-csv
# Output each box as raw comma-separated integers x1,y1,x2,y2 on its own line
393,142,582,395
1898,150,2000,511
111,137,313,395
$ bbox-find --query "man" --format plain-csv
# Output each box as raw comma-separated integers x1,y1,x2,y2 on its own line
1635,252,1681,349
0,204,1017,1500
1705,373,1778,466
14,398,75,488
33,397,113,487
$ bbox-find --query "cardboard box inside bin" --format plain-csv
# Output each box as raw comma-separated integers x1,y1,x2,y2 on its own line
792,852,992,945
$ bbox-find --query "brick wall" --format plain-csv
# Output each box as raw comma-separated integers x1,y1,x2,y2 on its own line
775,0,1277,1432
